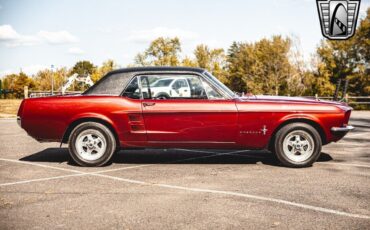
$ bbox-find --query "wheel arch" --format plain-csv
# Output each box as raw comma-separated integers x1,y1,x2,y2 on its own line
62,117,120,147
268,118,327,151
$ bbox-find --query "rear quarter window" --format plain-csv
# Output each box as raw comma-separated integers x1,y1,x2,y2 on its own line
84,73,132,95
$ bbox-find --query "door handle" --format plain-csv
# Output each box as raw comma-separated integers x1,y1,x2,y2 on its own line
143,102,156,107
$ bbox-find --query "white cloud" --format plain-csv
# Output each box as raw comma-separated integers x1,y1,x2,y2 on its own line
0,25,20,40
22,65,48,75
0,25,79,47
0,65,48,77
38,30,78,44
68,47,84,55
0,25,40,47
127,27,198,43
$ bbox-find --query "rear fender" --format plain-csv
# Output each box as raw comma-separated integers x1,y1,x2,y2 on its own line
62,113,119,144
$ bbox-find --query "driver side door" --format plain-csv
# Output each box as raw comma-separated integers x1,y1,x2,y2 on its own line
140,73,238,148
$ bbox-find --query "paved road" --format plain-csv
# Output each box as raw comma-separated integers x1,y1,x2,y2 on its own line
0,111,369,229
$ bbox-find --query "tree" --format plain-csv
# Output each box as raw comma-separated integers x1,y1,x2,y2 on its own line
70,61,96,91
181,57,197,67
194,45,227,82
226,36,292,95
71,61,96,76
315,8,370,96
32,67,69,92
225,42,248,93
2,72,35,98
91,59,118,82
134,37,181,66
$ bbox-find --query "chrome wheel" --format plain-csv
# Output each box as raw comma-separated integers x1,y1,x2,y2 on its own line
75,129,107,161
282,130,315,163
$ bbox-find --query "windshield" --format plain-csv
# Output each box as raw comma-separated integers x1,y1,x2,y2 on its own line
204,72,236,98
151,79,174,87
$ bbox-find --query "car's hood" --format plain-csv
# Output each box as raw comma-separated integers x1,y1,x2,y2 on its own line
239,95,346,106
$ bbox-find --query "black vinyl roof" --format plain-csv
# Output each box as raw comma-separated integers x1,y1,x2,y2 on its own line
84,66,207,95
108,66,206,75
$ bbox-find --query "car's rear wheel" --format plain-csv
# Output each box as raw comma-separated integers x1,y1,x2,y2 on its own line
68,122,116,167
273,122,322,168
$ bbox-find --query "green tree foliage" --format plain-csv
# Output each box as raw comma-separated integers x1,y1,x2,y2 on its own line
2,72,35,98
135,37,181,66
193,45,227,82
33,68,69,91
226,36,293,95
71,60,96,76
181,57,197,67
91,59,118,82
70,60,96,91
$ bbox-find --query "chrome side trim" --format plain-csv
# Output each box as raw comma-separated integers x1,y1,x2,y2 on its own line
147,141,235,144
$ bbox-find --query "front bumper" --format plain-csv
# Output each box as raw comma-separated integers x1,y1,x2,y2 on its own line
331,125,355,133
330,125,354,140
17,116,21,127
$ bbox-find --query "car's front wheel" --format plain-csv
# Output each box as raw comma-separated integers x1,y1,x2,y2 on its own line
68,122,117,166
273,122,322,168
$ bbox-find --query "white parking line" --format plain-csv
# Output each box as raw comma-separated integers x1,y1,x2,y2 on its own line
0,158,82,174
0,150,244,187
93,173,370,220
345,132,370,138
328,142,367,147
0,173,86,187
1,150,370,219
81,149,251,175
319,162,370,169
225,152,370,169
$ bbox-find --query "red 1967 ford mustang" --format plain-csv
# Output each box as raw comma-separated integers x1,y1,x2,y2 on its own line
17,67,354,167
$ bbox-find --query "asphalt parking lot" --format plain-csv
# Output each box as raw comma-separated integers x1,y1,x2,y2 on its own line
0,111,369,229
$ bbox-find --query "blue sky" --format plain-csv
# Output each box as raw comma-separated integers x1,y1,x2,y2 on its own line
0,0,369,77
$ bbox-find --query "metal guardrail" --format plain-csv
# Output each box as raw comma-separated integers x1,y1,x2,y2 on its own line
314,95,370,105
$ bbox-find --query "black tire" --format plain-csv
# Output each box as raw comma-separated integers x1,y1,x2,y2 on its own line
155,93,170,99
273,122,322,168
68,122,117,167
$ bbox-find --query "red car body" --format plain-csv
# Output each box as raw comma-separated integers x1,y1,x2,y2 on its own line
17,67,352,151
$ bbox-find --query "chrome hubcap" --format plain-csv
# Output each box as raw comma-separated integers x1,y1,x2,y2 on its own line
282,130,314,162
75,129,107,161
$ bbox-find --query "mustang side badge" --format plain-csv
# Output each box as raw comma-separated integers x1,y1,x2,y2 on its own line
316,0,361,40
261,125,268,135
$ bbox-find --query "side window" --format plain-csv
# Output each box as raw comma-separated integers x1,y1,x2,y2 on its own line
201,79,224,99
172,79,187,90
140,76,152,99
84,73,131,95
138,74,224,100
122,77,140,99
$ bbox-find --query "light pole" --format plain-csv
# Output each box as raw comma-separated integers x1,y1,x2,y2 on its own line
51,64,54,95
